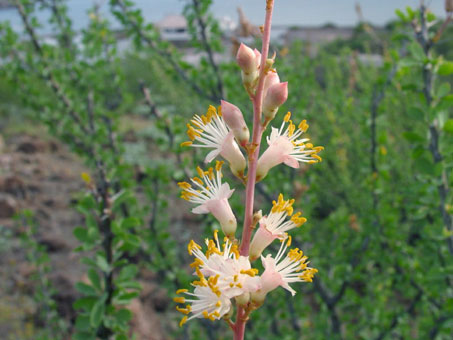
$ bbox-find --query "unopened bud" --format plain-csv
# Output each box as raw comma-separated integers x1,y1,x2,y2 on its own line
262,82,288,120
221,100,250,147
263,72,280,95
237,44,260,92
237,43,258,74
250,290,267,307
446,0,453,12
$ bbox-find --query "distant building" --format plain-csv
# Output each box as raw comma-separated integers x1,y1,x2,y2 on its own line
283,26,355,46
156,14,190,46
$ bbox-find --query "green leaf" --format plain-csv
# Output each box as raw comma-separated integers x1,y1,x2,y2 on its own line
90,298,105,328
75,282,97,296
73,227,88,242
96,254,110,272
395,9,406,21
408,106,425,120
402,131,424,143
120,217,141,229
444,119,453,134
437,82,451,98
114,308,132,324
114,291,139,305
437,61,453,76
117,264,138,282
74,315,91,331
88,268,102,292
409,42,425,62
74,296,97,311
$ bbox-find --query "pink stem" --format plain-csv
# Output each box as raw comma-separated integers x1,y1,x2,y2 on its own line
234,1,274,340
239,0,274,257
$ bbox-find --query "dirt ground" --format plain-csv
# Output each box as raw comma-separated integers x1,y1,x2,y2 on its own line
0,132,168,339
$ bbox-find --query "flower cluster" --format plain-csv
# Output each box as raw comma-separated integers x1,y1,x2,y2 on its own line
176,39,323,330
174,231,317,326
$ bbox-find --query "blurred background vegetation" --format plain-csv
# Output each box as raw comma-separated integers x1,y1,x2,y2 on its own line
0,0,452,339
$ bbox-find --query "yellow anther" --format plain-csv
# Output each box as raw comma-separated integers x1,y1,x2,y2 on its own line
284,111,291,122
240,268,259,277
188,240,201,255
178,182,191,189
180,141,193,147
314,146,324,152
213,229,219,242
192,177,203,186
176,289,188,295
190,258,204,268
176,306,191,315
217,105,222,116
298,120,309,132
179,316,188,327
216,300,221,307
288,122,296,136
203,311,209,319
305,143,313,149
312,154,322,161
287,235,292,247
208,167,214,180
233,274,238,282
174,297,185,304
215,160,224,172
196,166,204,178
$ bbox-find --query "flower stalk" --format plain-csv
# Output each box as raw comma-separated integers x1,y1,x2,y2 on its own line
176,1,322,339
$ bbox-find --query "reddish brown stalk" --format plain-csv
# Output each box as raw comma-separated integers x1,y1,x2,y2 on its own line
234,1,275,339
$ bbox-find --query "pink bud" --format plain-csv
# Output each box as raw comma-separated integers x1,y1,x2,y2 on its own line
263,72,280,96
254,48,262,66
237,43,258,74
262,82,288,120
221,100,250,147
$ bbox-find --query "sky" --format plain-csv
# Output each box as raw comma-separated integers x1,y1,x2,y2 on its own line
0,0,446,32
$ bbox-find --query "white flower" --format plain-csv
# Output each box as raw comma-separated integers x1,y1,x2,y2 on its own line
176,231,261,326
178,161,237,237
249,194,307,261
256,112,323,181
188,231,260,299
181,105,246,178
174,285,232,327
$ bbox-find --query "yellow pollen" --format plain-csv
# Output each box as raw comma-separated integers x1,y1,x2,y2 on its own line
173,297,185,304
178,182,191,189
176,289,188,295
202,311,209,319
179,316,188,327
216,300,221,307
287,235,292,247
192,177,203,186
176,306,190,315
196,166,204,178
284,111,291,122
305,143,313,149
215,160,224,172
188,240,201,255
180,141,193,147
217,105,222,116
190,258,204,268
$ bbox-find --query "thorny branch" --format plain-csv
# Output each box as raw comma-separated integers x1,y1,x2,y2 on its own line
190,0,224,100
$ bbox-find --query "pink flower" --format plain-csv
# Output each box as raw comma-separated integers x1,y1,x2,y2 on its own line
256,112,323,181
252,240,317,304
178,162,237,237
249,194,306,261
182,105,246,178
